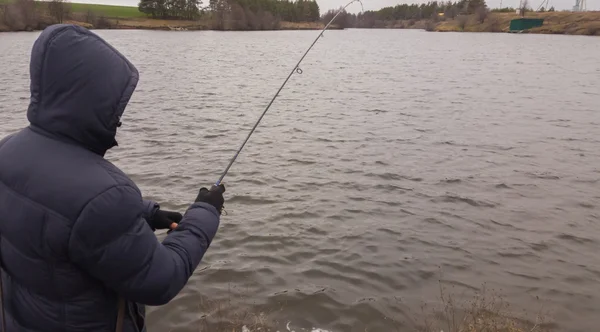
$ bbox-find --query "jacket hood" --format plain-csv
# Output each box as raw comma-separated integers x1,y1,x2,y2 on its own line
27,24,139,155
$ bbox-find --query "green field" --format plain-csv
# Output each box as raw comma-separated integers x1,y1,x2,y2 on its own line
68,2,145,18
0,0,146,18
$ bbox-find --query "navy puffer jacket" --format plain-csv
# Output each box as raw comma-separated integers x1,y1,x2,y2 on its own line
0,24,221,331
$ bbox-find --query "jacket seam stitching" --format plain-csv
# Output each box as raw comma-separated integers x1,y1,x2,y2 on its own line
36,25,72,115
94,160,141,198
0,179,70,223
187,202,220,218
97,163,125,188
74,185,131,220
91,31,138,124
69,184,138,252
0,135,13,151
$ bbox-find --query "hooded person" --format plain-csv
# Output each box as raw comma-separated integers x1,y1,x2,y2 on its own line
0,24,225,331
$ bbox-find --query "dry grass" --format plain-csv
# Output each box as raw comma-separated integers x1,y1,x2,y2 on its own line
279,21,329,30
425,20,437,31
376,19,434,30
0,15,325,31
415,281,552,332
197,300,274,332
526,11,600,35
193,286,279,332
0,0,328,32
54,17,324,31
108,17,210,30
435,11,600,35
187,280,552,332
108,19,327,31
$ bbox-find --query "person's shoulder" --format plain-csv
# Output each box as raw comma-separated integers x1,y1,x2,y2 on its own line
72,183,145,248
67,155,143,223
93,157,141,194
0,134,14,147
89,158,146,210
76,160,144,223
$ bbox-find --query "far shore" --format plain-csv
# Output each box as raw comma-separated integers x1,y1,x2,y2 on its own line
84,18,337,31
0,0,340,32
3,13,599,36
348,11,600,36
1,0,598,36
93,11,600,36
0,18,338,32
433,11,600,35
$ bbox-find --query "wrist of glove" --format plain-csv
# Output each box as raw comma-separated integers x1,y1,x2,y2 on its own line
195,184,226,215
149,209,183,231
148,184,225,234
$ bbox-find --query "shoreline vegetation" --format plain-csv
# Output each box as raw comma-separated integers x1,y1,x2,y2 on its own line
0,0,599,35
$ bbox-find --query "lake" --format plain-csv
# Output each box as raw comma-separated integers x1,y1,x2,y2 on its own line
1,28,599,332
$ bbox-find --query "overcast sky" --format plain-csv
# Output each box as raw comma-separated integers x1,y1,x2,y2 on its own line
75,0,598,14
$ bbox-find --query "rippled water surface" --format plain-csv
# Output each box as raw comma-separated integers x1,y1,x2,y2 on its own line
1,29,600,332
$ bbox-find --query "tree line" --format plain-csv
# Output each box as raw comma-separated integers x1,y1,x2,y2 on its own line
323,0,490,29
323,0,560,29
137,0,319,25
0,0,112,31
138,0,202,20
219,0,319,22
0,0,560,33
0,0,38,31
208,0,319,30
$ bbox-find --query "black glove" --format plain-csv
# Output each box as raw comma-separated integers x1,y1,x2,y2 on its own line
150,209,183,230
195,184,226,214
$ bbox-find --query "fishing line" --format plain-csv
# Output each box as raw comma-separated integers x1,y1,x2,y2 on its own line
214,0,364,187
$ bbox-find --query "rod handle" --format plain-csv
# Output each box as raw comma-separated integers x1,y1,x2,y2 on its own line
210,183,226,194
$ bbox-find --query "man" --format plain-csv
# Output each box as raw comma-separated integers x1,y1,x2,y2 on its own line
0,24,225,331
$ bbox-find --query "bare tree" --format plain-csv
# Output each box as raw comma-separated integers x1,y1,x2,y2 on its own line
586,25,600,36
476,6,488,23
486,15,503,32
85,9,97,24
244,6,259,30
3,0,37,30
256,9,277,30
229,3,246,30
425,20,436,31
444,6,458,19
210,0,231,30
95,16,112,28
322,7,349,29
457,14,468,30
0,5,6,28
48,0,71,23
519,0,529,17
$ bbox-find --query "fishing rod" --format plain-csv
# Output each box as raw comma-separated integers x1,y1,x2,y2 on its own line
213,0,364,188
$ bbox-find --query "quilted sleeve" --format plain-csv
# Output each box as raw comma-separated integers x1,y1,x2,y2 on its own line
68,185,220,305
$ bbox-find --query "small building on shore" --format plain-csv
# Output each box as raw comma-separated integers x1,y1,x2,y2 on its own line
509,18,545,32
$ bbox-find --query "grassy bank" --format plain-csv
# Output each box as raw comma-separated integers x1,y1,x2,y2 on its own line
433,11,600,35
0,17,328,32
68,3,144,18
0,0,330,32
359,11,600,36
56,2,328,30
61,17,327,31
1,0,598,34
